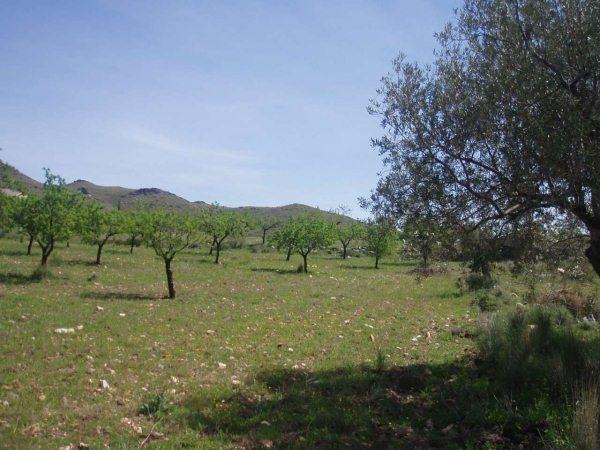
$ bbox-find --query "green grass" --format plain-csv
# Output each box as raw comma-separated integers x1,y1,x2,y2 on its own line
0,237,597,448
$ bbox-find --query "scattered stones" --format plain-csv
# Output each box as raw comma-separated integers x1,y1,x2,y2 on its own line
218,362,227,369
120,417,143,435
54,328,75,334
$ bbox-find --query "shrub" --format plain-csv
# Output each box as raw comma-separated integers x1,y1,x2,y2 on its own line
464,272,495,291
471,292,498,313
477,305,586,394
138,393,166,416
538,288,598,319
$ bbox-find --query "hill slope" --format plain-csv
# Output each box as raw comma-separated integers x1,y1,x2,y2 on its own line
1,161,356,223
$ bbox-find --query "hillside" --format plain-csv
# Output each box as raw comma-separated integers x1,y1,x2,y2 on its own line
0,161,43,193
1,161,356,223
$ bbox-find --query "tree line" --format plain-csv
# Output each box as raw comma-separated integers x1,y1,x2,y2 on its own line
0,171,404,298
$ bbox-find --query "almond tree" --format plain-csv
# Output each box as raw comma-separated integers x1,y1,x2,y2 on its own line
258,217,280,245
143,210,199,299
336,222,365,259
201,208,252,264
365,218,397,269
12,195,37,254
28,170,81,267
79,203,123,265
283,215,335,273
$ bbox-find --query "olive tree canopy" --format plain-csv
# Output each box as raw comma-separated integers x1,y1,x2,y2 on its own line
368,0,600,275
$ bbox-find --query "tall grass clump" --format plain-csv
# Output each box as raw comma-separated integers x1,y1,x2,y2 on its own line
476,305,586,395
573,379,600,450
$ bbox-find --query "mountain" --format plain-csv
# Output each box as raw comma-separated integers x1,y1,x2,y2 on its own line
0,161,43,193
1,161,357,223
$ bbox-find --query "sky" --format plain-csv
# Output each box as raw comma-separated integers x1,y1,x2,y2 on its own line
0,0,460,218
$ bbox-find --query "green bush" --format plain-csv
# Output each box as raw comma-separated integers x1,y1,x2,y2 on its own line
477,305,587,395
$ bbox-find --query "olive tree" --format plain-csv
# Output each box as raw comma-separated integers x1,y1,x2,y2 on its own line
365,218,397,269
143,210,198,299
79,203,123,265
368,0,600,276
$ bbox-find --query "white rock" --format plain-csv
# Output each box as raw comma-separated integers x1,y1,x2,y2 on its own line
54,328,75,334
218,362,227,369
99,379,110,390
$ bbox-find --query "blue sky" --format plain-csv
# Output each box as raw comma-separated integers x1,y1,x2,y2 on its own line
0,0,460,218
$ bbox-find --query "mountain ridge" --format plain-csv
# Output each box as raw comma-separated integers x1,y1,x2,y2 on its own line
0,161,356,223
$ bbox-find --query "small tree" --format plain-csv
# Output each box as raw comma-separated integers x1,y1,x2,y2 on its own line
123,209,147,254
258,217,280,245
143,210,198,299
30,170,81,267
288,215,336,273
365,218,397,269
201,209,252,264
12,195,38,254
0,193,15,234
337,222,365,259
270,219,297,261
79,203,123,265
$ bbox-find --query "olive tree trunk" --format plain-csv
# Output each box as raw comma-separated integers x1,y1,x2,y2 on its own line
587,228,600,277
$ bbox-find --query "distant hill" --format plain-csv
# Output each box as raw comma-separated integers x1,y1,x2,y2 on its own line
1,161,356,223
0,161,43,193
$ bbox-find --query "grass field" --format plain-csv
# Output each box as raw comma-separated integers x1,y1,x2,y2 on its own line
0,237,598,449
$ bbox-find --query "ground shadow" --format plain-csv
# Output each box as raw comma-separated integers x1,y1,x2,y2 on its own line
0,249,35,257
0,272,41,285
342,265,378,270
80,291,163,301
57,259,99,267
251,268,300,275
183,360,553,449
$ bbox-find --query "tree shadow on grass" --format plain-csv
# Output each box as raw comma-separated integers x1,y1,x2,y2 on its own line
341,265,378,270
0,272,41,285
182,360,552,449
80,291,164,301
0,249,33,257
251,268,300,275
56,259,98,267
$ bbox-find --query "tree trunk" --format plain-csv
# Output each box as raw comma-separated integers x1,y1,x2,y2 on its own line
41,251,49,267
130,235,136,254
96,241,105,265
286,246,292,261
586,228,600,277
209,236,217,255
375,255,380,269
40,240,54,267
165,258,175,299
262,229,267,245
302,253,308,273
66,241,70,248
215,242,221,264
27,235,34,255
342,243,348,259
